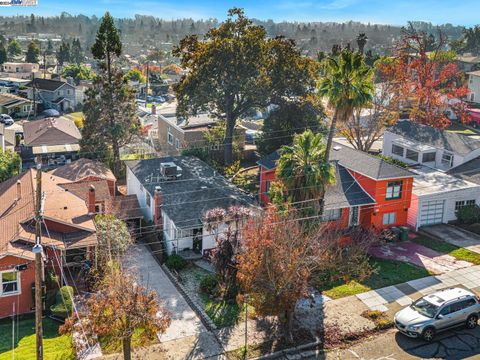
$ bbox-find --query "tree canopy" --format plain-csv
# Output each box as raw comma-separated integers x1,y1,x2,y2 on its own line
25,40,40,63
174,8,318,164
7,39,21,58
61,63,95,84
0,150,21,182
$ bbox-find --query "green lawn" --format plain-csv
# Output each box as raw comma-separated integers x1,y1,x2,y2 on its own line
200,294,245,328
322,257,431,299
413,236,480,265
0,317,75,360
99,327,158,355
446,123,478,135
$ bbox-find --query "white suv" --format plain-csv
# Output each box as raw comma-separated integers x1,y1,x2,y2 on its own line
394,288,480,341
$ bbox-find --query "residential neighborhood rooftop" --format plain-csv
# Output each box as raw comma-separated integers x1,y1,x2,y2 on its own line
51,158,116,183
447,156,480,185
125,156,257,229
387,120,480,156
410,165,480,196
26,77,69,91
258,141,414,180
23,117,81,146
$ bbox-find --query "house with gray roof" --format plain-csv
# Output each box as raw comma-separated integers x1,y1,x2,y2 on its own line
258,143,415,231
383,120,480,228
126,156,257,256
383,120,480,171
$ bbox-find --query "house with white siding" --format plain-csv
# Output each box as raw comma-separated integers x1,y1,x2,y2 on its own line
383,120,480,229
125,156,257,256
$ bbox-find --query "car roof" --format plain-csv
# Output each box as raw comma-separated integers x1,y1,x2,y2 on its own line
424,288,474,306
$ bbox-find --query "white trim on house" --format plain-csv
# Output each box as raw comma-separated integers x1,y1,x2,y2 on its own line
0,269,21,297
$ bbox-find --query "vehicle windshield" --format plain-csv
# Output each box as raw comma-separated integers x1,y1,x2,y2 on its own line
411,298,439,318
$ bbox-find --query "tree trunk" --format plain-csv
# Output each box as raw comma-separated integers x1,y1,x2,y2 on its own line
325,109,338,163
285,309,294,344
224,113,236,165
122,336,132,360
112,138,120,177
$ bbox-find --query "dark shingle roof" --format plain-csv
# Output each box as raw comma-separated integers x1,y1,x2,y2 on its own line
387,120,480,156
324,163,375,209
447,156,480,185
125,156,257,229
258,142,413,180
27,78,69,91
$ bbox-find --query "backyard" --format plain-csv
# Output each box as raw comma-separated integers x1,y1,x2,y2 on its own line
0,316,75,360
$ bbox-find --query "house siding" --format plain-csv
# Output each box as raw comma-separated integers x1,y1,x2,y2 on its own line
468,74,480,103
0,256,35,319
126,167,153,221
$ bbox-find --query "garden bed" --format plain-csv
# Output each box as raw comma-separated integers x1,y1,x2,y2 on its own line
178,264,244,328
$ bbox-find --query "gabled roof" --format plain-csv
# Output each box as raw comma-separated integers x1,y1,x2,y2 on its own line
387,120,480,156
26,78,70,91
51,158,116,183
258,141,414,180
447,156,480,185
126,156,257,229
324,163,375,210
23,117,81,146
0,169,96,257
0,93,30,107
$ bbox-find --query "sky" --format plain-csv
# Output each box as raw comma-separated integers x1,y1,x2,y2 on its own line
1,0,479,26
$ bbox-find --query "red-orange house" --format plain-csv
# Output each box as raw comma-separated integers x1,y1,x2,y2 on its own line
258,142,415,230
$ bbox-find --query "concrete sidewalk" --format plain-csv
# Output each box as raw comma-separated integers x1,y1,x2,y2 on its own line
356,265,480,312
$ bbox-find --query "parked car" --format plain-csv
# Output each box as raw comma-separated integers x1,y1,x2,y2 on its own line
153,96,165,103
42,109,60,117
394,288,480,341
0,114,14,126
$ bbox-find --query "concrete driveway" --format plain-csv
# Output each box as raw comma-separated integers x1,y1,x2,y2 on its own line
421,224,480,254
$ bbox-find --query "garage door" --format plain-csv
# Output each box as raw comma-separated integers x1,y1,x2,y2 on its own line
419,200,445,227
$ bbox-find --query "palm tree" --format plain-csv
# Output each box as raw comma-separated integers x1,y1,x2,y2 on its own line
318,50,374,163
276,130,335,208
356,33,368,55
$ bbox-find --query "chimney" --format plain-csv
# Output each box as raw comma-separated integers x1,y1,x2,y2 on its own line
154,186,163,225
151,104,156,115
88,185,96,214
16,180,21,201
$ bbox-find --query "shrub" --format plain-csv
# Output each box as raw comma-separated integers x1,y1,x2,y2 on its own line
457,205,480,224
200,274,219,296
50,286,74,318
165,254,187,271
376,155,408,168
375,318,394,330
362,310,383,320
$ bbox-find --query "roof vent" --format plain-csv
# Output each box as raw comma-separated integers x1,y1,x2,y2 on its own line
333,145,342,151
160,162,182,180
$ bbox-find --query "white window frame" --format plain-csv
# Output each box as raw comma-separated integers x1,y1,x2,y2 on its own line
441,151,454,168
167,132,174,145
422,152,436,163
405,149,419,162
386,181,402,200
322,208,342,222
455,200,476,212
1,270,21,297
392,144,404,157
383,212,397,225
175,138,180,150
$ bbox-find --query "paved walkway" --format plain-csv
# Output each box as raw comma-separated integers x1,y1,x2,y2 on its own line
122,245,206,342
421,224,480,254
369,242,472,274
356,265,480,312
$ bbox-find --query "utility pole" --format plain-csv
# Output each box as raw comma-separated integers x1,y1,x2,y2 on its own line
145,61,149,104
33,157,44,360
43,52,46,79
32,72,37,119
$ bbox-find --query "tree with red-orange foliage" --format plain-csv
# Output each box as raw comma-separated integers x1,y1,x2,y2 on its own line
60,269,171,360
236,209,376,343
380,25,470,128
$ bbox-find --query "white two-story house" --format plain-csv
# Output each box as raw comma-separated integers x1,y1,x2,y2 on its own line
468,70,480,104
26,78,77,113
383,120,480,229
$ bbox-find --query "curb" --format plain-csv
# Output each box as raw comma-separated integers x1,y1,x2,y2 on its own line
252,340,324,360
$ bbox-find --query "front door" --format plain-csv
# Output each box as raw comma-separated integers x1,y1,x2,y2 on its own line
349,206,360,227
192,228,203,253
